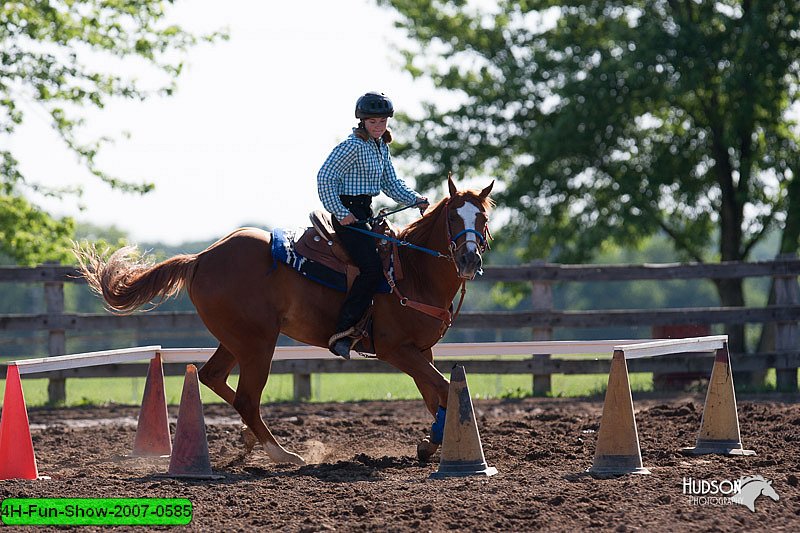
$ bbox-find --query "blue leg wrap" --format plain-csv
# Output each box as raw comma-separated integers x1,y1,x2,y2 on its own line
430,406,446,444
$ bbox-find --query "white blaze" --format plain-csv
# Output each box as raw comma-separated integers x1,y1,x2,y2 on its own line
456,202,482,253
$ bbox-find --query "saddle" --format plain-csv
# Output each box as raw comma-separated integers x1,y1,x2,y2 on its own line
294,210,402,291
294,210,403,357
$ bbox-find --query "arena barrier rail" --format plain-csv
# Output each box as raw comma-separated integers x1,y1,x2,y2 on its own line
0,335,756,480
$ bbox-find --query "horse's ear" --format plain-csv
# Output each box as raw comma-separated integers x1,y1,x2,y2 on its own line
479,180,494,199
448,173,458,197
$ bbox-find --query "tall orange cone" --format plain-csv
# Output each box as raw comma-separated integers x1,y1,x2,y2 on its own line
587,350,650,475
163,365,222,479
430,365,497,478
681,346,755,456
131,354,171,457
0,365,40,480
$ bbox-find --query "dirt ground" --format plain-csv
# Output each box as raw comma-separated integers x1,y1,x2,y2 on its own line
3,394,799,532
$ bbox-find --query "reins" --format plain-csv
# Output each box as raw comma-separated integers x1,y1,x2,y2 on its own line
344,225,451,260
345,198,488,337
357,200,427,225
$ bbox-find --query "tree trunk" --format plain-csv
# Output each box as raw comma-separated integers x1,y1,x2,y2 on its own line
756,174,800,367
713,277,766,386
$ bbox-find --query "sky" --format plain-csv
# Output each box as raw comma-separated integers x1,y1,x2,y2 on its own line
10,0,449,246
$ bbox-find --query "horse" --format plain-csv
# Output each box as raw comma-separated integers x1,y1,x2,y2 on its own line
731,475,780,512
75,176,494,465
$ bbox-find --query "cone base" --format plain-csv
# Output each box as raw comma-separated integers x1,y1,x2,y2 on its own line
125,453,171,459
587,465,651,476
681,440,755,456
156,472,224,480
588,454,650,476
3,474,52,481
430,460,497,479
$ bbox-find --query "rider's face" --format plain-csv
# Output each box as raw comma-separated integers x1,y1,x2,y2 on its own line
364,117,388,139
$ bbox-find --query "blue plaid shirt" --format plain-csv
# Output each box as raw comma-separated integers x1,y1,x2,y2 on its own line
317,132,419,220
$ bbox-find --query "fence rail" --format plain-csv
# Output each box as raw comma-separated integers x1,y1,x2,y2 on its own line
1,257,798,401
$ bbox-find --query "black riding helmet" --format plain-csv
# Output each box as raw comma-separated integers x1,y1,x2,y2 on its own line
355,92,394,119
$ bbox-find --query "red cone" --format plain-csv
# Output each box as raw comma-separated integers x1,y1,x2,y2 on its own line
0,365,39,480
164,365,222,479
131,354,172,457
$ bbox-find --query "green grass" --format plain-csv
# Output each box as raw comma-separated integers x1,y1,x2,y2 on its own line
0,369,789,407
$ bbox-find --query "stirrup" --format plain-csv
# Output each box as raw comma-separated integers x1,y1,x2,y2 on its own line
329,328,356,359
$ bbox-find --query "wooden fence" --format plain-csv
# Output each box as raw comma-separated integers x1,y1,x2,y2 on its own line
1,257,799,401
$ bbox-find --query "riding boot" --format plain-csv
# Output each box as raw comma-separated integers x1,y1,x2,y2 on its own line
328,194,383,359
329,272,381,359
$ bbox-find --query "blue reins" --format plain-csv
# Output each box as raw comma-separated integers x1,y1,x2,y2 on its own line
344,225,450,259
345,201,487,259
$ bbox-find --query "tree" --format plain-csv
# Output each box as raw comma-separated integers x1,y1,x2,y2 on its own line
379,0,800,354
1,1,225,265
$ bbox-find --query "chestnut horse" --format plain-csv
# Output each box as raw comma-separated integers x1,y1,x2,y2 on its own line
75,177,493,465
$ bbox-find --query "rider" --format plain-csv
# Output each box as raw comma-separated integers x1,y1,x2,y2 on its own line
318,91,429,359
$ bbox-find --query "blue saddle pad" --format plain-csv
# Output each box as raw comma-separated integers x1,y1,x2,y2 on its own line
271,228,391,293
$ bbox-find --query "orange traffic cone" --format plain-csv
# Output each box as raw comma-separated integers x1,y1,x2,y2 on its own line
430,365,497,478
131,354,171,457
163,365,222,479
587,350,650,476
0,365,41,480
681,346,755,456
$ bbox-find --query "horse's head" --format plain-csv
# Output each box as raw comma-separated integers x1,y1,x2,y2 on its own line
445,175,494,280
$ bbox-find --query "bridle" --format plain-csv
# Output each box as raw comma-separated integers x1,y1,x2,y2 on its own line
444,199,491,266
383,195,491,341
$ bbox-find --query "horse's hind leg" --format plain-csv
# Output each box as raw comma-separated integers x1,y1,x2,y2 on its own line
198,345,258,452
232,338,306,466
198,344,236,404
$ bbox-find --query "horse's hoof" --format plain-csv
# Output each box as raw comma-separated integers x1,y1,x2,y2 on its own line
417,438,440,462
240,425,257,453
284,452,307,466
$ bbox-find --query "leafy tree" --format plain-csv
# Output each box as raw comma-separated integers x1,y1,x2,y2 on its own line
1,1,225,265
379,0,800,354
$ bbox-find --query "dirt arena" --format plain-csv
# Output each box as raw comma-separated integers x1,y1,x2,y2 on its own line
4,395,799,531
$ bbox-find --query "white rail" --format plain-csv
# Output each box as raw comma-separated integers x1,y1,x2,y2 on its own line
8,337,727,374
616,335,727,359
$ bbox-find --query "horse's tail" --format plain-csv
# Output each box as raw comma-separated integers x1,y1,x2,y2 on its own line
74,243,198,315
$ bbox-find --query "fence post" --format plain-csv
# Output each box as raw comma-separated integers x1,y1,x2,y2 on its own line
774,254,799,392
45,278,67,404
531,261,553,396
293,372,311,401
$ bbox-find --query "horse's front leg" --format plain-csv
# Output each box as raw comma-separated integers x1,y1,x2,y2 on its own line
379,346,448,462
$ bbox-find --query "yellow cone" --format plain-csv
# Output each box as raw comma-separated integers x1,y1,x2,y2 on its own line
588,350,650,475
430,365,497,478
681,347,755,456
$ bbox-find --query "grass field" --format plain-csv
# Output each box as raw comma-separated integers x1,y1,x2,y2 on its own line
0,369,785,407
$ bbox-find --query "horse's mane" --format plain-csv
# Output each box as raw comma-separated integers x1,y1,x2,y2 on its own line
398,189,494,243
739,475,768,486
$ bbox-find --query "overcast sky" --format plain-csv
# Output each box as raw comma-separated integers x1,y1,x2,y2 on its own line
11,0,449,245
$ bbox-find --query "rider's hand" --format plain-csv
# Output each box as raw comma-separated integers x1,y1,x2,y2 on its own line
339,213,357,226
417,197,430,215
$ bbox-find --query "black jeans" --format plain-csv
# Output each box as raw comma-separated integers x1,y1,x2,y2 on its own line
332,195,383,333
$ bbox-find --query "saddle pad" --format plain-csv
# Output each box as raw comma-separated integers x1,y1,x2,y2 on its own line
271,228,391,294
